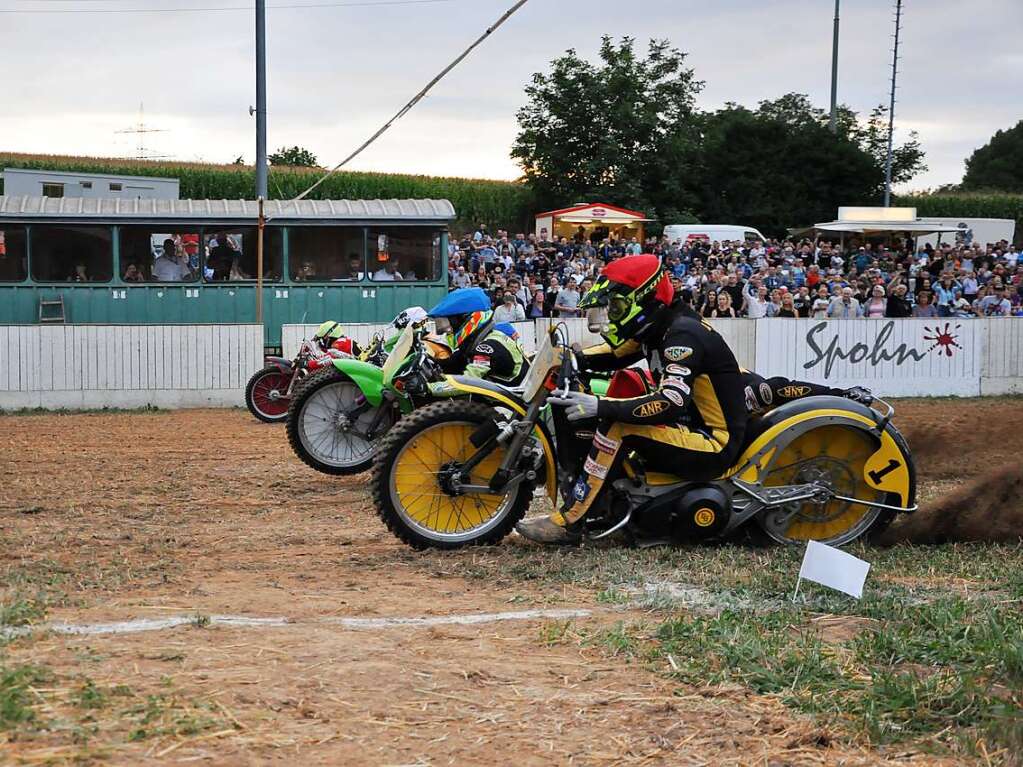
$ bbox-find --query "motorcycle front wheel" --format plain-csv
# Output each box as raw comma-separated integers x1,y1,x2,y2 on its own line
245,366,293,423
758,424,894,546
286,368,394,475
371,400,531,550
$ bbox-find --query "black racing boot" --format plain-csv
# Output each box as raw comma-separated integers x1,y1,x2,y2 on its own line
515,516,582,545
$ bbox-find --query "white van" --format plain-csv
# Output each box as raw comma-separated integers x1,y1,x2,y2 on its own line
662,224,767,245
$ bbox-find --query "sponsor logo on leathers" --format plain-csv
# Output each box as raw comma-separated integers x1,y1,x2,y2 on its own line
583,455,609,479
665,364,691,377
759,383,774,404
662,388,686,407
663,346,694,362
778,385,812,398
593,430,620,455
631,400,670,418
744,385,761,414
476,344,494,354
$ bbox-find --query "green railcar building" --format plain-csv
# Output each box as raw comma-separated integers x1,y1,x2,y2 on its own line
0,196,456,348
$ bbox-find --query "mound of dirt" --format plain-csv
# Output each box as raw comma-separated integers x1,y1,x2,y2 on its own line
880,465,1023,545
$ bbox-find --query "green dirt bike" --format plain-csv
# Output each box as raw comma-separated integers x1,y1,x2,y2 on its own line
370,324,918,550
285,324,454,475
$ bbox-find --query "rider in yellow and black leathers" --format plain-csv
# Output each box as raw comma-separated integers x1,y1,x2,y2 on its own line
516,254,748,545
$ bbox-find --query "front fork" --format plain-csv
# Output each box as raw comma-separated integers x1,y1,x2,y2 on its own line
487,391,549,492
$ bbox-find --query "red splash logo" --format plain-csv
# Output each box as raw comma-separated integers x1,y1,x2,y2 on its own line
923,323,963,357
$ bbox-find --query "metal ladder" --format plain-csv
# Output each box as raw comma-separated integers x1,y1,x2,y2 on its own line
38,295,66,324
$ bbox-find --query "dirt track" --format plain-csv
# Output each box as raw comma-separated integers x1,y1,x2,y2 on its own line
1,400,1020,764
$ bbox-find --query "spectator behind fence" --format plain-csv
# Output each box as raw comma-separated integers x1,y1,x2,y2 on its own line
441,225,1020,321
554,279,581,318
828,287,862,319
493,290,526,323
913,292,938,317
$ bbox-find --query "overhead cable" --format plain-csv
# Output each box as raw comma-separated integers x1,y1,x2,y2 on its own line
292,0,531,202
0,0,451,13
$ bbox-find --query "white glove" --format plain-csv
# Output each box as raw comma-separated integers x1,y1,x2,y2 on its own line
548,391,599,422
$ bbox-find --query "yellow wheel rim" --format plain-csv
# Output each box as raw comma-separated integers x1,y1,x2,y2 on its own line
389,421,515,541
762,425,884,544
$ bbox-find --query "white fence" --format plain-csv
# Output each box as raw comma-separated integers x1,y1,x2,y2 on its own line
284,318,1023,398
2,318,1018,411
0,324,263,410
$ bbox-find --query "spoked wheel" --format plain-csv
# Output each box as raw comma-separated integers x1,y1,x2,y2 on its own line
286,368,393,475
371,400,531,550
758,425,893,546
246,366,293,423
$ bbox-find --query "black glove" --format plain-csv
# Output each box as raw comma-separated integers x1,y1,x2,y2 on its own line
845,386,874,405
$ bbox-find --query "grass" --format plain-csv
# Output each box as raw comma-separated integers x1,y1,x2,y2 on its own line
0,663,51,729
0,594,48,628
464,540,1023,760
0,404,162,417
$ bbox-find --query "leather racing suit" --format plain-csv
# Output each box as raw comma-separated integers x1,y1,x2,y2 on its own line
555,310,747,526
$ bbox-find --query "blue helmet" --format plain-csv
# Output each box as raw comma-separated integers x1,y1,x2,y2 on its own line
429,288,494,349
429,287,491,318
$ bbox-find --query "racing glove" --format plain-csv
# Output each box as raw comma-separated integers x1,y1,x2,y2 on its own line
548,391,599,422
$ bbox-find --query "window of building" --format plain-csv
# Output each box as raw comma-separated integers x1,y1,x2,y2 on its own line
202,228,282,282
0,227,28,282
109,182,123,192
288,226,365,282
30,225,113,283
368,228,442,282
118,227,200,283
41,183,64,198
81,181,93,190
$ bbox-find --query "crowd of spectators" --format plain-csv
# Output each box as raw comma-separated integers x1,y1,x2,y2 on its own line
447,223,1023,319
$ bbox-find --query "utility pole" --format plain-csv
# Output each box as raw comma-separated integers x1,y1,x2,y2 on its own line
829,0,840,133
884,0,903,207
254,0,267,340
255,0,268,199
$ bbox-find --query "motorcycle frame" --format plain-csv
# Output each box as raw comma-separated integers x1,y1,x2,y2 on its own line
425,358,917,540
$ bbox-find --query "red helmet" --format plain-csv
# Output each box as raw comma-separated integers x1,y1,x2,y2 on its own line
579,255,674,347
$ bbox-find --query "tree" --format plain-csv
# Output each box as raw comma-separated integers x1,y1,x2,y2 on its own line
512,37,704,223
847,104,927,188
962,120,1023,192
268,146,318,167
692,98,880,234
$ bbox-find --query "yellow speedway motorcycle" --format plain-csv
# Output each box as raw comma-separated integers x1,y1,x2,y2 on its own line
370,325,918,550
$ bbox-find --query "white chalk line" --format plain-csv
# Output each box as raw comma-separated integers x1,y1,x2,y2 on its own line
2,608,595,639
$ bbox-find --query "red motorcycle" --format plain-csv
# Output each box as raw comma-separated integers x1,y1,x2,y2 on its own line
245,336,365,423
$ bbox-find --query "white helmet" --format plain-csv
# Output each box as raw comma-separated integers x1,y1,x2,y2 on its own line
392,306,428,330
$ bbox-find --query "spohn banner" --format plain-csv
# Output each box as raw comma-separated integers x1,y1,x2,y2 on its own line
755,318,984,396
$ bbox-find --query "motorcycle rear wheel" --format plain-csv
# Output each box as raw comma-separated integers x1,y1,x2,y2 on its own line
371,400,530,550
758,424,894,546
245,366,293,423
286,367,393,475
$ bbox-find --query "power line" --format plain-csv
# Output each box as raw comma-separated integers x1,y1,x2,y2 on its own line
0,0,451,13
293,0,531,201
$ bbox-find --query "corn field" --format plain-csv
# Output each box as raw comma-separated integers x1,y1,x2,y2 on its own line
0,153,535,234
896,191,1023,242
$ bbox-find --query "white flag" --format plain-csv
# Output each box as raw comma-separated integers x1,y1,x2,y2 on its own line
796,540,870,599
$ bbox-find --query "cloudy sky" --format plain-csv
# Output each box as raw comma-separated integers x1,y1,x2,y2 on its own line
3,0,1021,191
